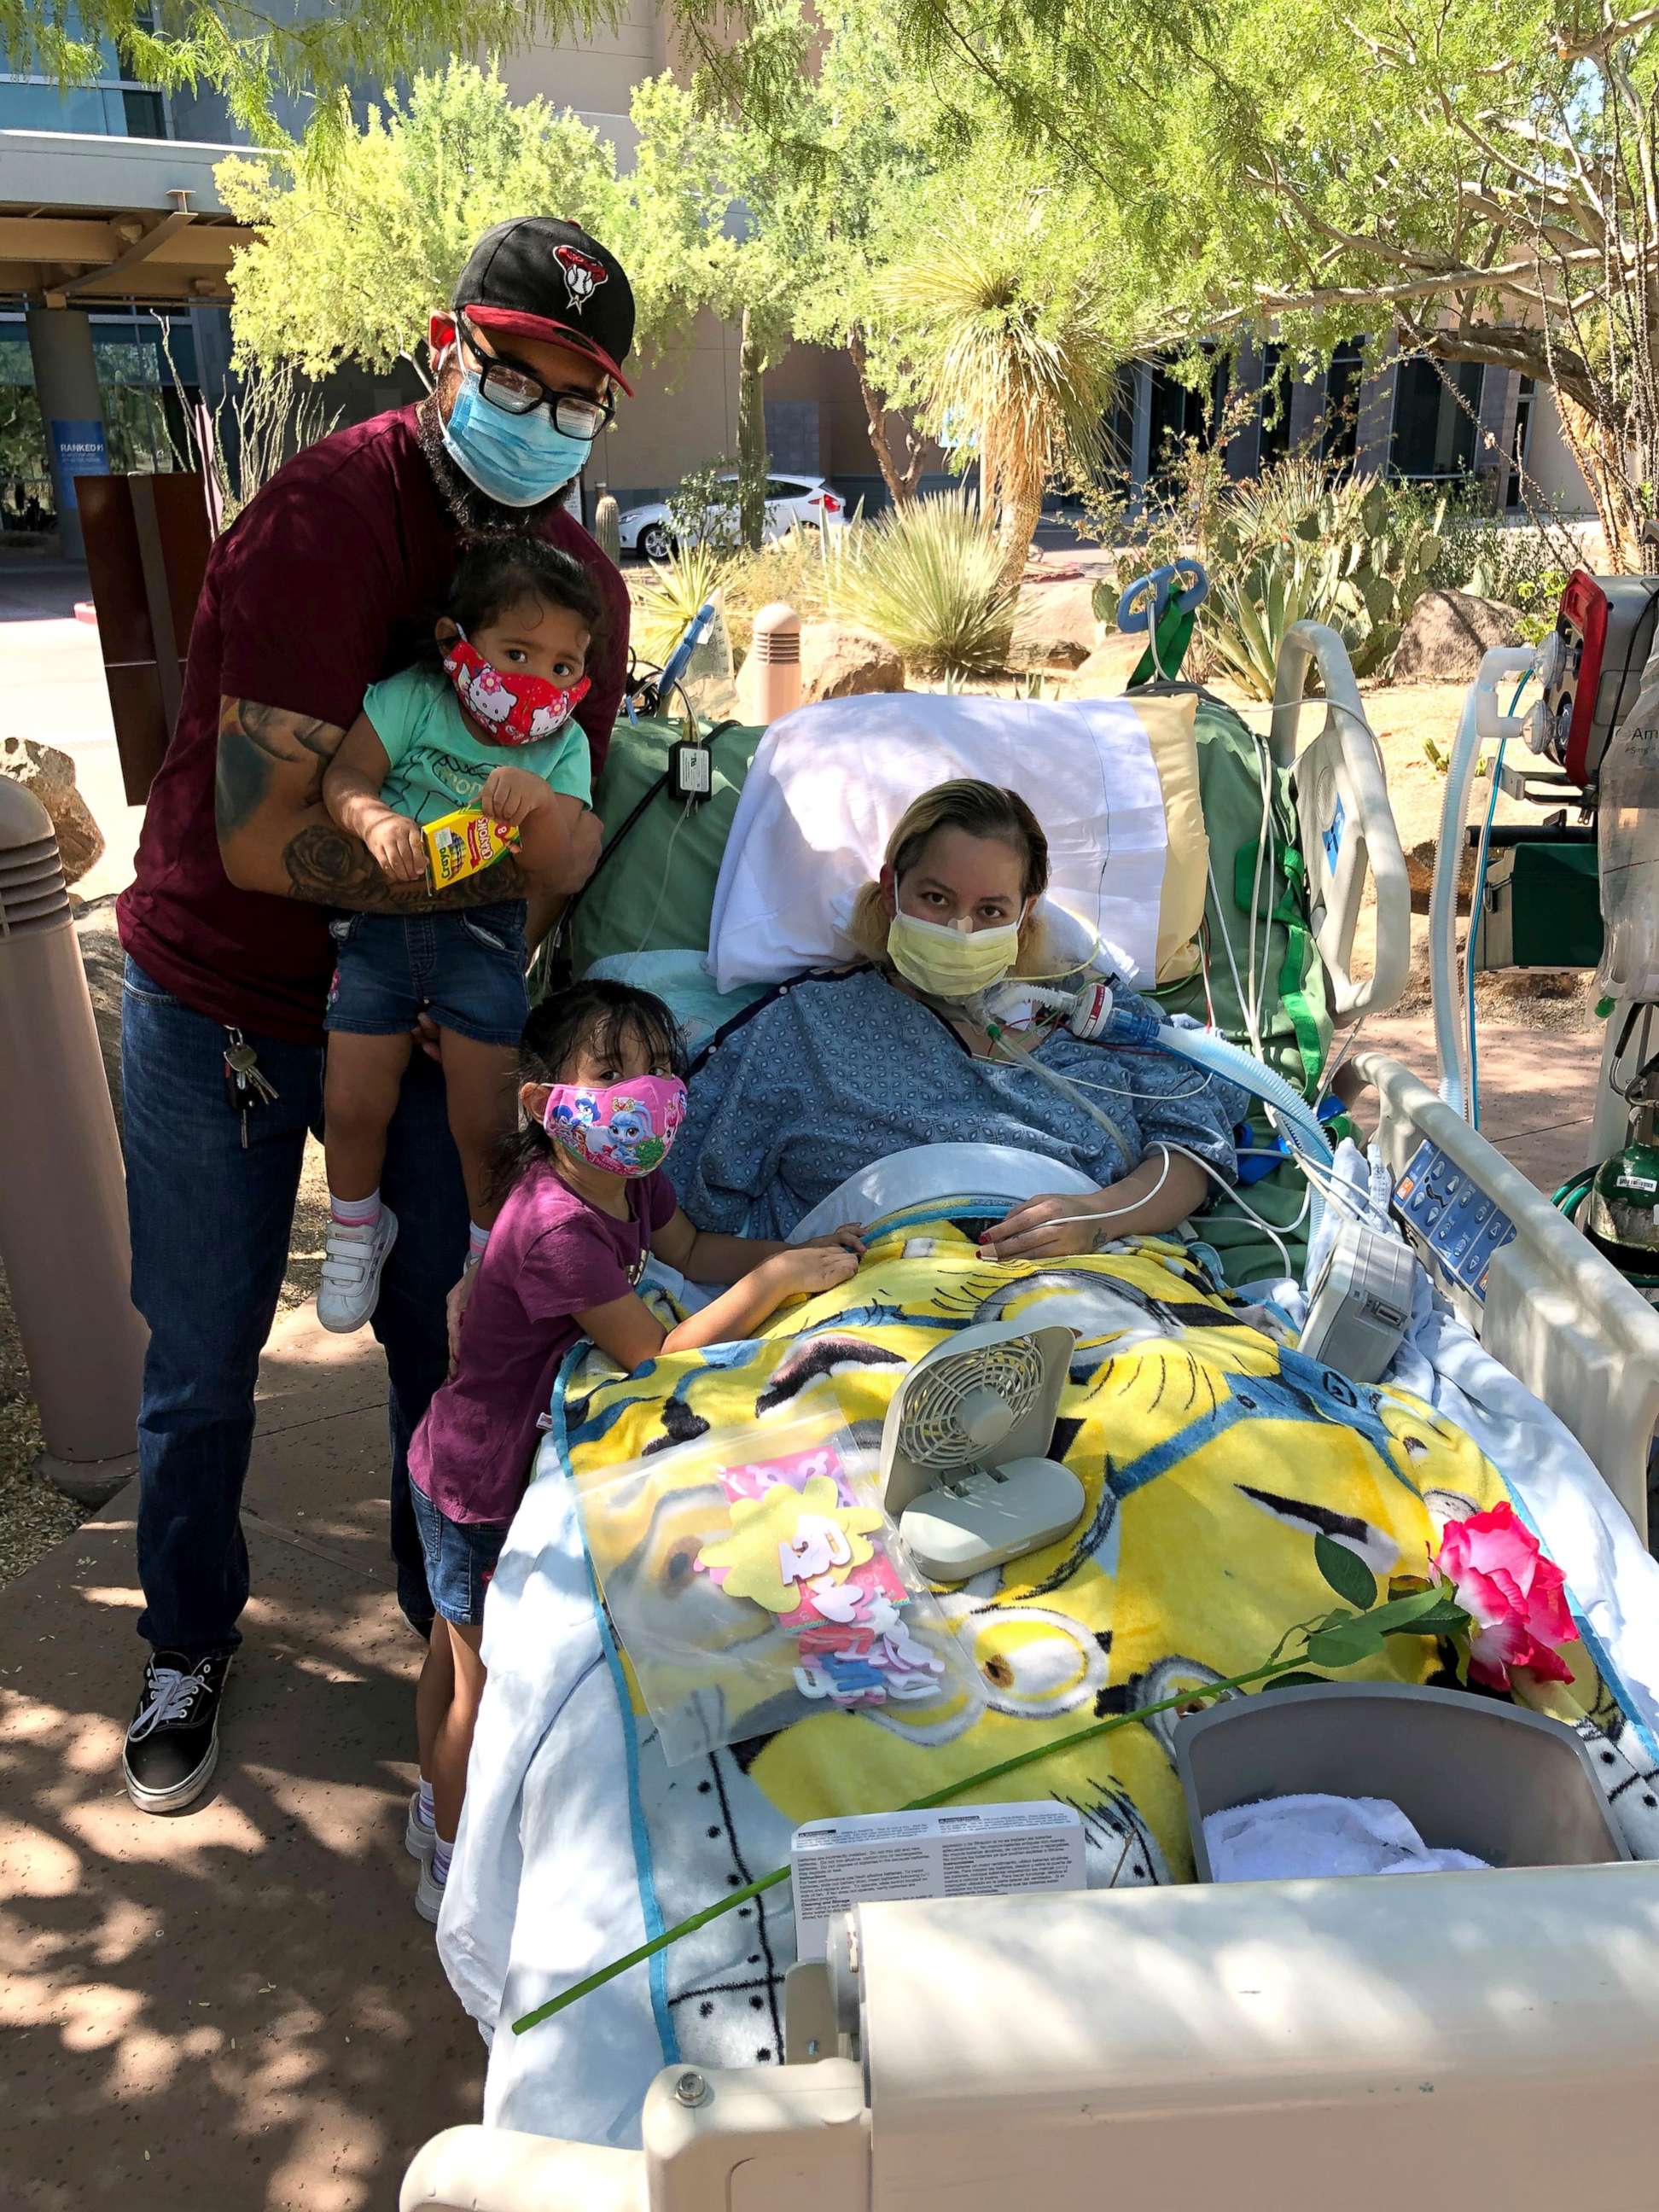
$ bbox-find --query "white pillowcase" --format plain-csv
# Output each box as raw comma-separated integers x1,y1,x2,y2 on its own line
705,692,1170,992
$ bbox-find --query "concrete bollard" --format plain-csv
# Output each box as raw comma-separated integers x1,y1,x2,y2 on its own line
749,601,802,725
0,777,146,1499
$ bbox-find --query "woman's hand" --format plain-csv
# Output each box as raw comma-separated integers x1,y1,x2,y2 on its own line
977,1195,1101,1262
978,1149,1207,1261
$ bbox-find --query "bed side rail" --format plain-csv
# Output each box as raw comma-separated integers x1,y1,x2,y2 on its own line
400,2126,647,2212
1359,1050,1659,1540
1272,620,1412,1022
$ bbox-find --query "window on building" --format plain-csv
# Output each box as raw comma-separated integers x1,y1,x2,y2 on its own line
1256,344,1292,471
0,8,168,137
1097,379,1135,496
1146,351,1230,490
1505,376,1536,510
1390,357,1485,480
92,314,196,474
1321,340,1366,473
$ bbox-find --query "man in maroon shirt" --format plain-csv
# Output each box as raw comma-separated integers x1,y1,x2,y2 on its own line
116,218,635,1813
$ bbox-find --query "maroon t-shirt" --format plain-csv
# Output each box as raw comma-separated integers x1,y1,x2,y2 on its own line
410,1161,678,1524
117,406,631,1043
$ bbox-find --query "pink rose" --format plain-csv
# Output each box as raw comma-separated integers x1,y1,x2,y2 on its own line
1433,1502,1578,1689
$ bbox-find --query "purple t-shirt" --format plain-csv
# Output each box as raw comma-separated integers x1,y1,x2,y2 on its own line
410,1161,678,1525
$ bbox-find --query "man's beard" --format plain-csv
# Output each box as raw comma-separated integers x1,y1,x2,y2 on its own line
416,386,578,538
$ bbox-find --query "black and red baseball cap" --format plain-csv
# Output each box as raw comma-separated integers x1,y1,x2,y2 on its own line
451,217,636,397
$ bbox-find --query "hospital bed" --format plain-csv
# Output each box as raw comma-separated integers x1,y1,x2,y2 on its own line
402,621,1659,2212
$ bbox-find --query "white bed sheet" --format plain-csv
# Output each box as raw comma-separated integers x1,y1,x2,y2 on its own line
438,1144,1659,2152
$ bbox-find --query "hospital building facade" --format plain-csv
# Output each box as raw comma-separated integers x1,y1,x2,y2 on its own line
0,3,1600,562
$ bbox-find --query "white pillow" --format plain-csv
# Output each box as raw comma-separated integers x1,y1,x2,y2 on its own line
706,693,1169,992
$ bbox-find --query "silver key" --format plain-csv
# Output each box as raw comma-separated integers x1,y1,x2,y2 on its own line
225,1036,278,1103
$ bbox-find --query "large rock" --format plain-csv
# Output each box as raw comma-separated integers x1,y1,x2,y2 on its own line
1392,591,1522,684
800,620,906,702
1011,576,1102,668
0,735,104,884
1062,632,1149,696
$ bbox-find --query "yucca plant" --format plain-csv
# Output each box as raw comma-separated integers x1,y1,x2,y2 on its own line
880,202,1118,588
830,492,1019,678
633,543,731,667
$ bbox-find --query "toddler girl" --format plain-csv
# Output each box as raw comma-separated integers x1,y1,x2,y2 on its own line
316,536,602,1332
404,980,863,1922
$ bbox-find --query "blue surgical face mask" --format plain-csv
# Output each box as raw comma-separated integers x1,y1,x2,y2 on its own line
439,367,592,509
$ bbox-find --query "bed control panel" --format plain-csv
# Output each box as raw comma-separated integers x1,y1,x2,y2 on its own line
1393,1140,1517,1301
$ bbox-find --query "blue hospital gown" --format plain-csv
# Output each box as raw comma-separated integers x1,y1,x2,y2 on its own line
668,967,1249,1238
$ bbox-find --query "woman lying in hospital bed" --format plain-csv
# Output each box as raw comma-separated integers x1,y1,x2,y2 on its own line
669,778,1248,1253
439,772,1659,2154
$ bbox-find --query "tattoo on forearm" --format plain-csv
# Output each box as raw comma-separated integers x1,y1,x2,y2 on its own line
214,698,344,840
281,822,531,912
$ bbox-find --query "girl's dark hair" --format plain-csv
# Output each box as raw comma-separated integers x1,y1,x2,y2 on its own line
446,533,607,655
492,979,686,1199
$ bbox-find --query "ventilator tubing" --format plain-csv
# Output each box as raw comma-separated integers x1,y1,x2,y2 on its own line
1159,1022,1336,1167
986,987,1336,1173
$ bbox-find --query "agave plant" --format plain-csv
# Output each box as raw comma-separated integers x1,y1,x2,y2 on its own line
1188,467,1445,696
830,492,1019,678
633,542,732,667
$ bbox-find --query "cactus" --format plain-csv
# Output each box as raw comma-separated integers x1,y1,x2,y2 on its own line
1096,465,1445,698
594,492,621,566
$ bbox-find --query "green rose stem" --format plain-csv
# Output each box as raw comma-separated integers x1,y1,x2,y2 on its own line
510,1646,1315,2037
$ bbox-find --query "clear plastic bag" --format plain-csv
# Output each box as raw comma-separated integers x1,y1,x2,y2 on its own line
573,1414,975,1766
1596,688,1659,1003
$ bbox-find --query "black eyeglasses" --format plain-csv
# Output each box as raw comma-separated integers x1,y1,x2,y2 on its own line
459,323,614,439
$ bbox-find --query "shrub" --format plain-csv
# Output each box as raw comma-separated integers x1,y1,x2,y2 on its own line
665,458,742,553
720,524,839,641
632,541,732,667
830,492,1018,677
1434,499,1575,643
1095,457,1447,697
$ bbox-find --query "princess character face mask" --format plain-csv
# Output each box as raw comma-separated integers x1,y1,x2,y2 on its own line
542,1074,687,1177
444,631,591,747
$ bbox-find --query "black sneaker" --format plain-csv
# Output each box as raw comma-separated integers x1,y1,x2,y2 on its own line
123,1650,232,1813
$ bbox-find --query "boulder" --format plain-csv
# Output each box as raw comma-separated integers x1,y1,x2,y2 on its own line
799,620,906,702
1062,632,1151,697
1011,576,1102,667
0,735,104,884
1392,591,1523,684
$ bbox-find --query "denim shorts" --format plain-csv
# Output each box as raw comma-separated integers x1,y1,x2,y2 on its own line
324,899,529,1049
410,1481,509,1628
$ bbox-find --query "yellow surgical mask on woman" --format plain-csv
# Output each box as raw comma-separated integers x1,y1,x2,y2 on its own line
885,908,1022,998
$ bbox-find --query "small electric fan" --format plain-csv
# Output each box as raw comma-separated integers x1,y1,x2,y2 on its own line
879,1322,1085,1582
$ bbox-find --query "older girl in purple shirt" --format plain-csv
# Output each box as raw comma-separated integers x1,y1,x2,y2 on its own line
405,979,862,1920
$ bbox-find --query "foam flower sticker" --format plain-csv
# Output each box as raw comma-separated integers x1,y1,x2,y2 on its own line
1432,1501,1579,1690
696,1476,882,1615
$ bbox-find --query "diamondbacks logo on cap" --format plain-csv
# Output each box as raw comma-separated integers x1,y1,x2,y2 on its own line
554,243,608,315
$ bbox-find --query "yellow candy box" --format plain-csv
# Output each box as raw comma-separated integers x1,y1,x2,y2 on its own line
422,806,521,890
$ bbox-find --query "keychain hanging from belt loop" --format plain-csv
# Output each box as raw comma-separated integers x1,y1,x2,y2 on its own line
223,1027,278,1149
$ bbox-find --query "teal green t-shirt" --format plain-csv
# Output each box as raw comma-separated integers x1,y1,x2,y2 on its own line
362,665,592,830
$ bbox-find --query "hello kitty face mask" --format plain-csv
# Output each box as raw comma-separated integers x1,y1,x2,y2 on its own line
442,631,591,748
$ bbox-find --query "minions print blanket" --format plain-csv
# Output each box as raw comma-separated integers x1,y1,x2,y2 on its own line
487,1206,1649,2105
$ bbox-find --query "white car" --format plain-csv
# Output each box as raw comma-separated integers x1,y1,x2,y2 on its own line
615,472,847,561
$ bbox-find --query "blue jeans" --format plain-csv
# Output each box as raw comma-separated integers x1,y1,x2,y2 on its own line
121,957,469,1655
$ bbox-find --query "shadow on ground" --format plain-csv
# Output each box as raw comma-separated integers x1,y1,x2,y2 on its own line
0,1328,486,2211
